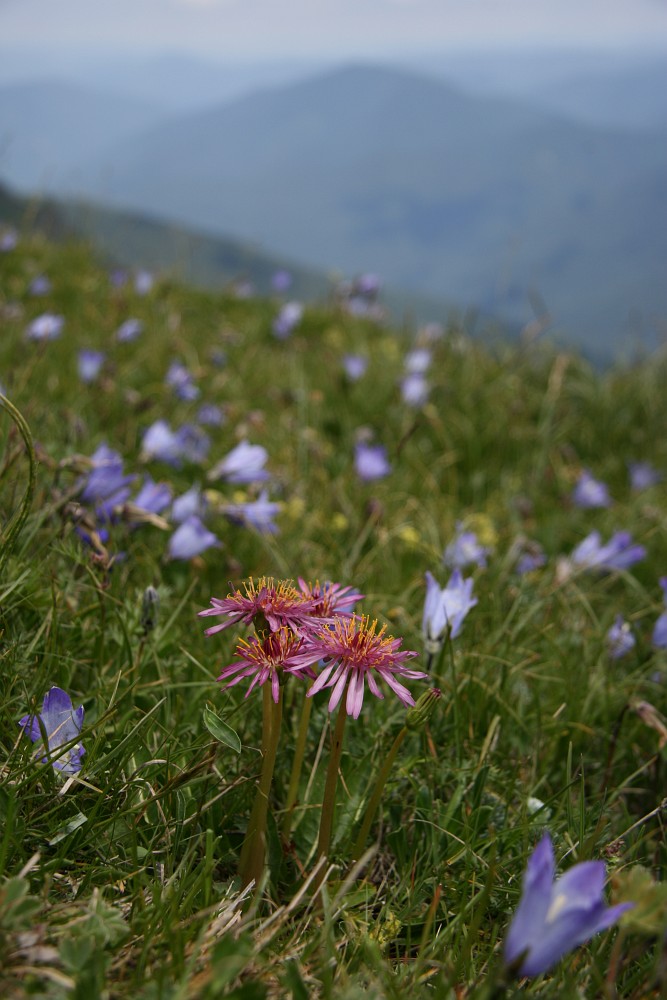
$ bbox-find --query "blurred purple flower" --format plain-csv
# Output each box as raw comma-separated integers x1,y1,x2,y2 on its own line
607,615,636,660
176,424,210,464
355,273,382,297
141,420,183,465
401,372,429,407
515,543,547,575
569,530,646,574
77,349,106,384
197,403,224,426
208,440,269,484
171,485,206,523
572,469,612,509
342,354,368,381
628,461,662,491
132,476,173,515
444,523,490,570
168,515,220,560
109,269,128,288
19,686,85,775
79,444,136,510
134,270,153,295
29,275,51,296
116,318,143,343
504,833,632,978
423,569,477,655
355,442,391,481
405,348,432,374
652,577,667,649
26,313,64,341
271,269,292,293
165,361,200,401
0,228,18,251
223,489,280,534
273,301,303,339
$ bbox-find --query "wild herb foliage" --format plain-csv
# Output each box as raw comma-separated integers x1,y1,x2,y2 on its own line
1,232,667,999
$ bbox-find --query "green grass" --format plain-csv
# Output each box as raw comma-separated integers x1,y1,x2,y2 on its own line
1,231,667,998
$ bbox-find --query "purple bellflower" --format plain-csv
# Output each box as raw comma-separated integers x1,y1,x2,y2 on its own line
401,372,429,407
197,403,224,427
132,476,173,515
423,569,477,655
652,577,667,649
273,301,304,339
134,270,154,295
19,687,85,775
208,440,269,484
0,228,18,252
342,354,368,381
223,489,280,534
504,833,632,978
77,349,105,384
26,313,64,341
628,461,662,491
116,318,143,343
567,531,646,575
572,469,612,509
29,275,51,296
271,269,292,293
168,515,220,560
607,615,636,660
404,348,432,374
165,361,200,401
354,442,391,481
171,485,206,524
443,523,490,570
79,444,136,512
515,542,547,575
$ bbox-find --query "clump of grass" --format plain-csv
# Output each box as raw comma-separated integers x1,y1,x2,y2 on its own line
1,231,666,997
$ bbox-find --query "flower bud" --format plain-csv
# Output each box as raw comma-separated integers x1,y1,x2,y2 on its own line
406,687,441,730
141,585,160,634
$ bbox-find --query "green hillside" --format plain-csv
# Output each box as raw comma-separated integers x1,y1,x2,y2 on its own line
1,229,667,997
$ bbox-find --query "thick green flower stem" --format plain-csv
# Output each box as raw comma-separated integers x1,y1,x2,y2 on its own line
316,699,348,861
239,684,283,891
281,684,314,840
353,725,407,860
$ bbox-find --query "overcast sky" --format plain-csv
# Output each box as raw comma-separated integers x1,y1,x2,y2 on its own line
2,0,667,58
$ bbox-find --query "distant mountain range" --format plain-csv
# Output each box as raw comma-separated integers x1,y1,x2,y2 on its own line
1,59,666,358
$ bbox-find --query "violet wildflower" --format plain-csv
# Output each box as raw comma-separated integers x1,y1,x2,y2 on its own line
167,515,219,560
165,361,199,401
77,349,105,384
444,522,490,570
29,275,51,296
273,301,303,340
132,476,173,516
26,313,64,341
171,485,206,523
79,444,135,510
607,615,636,660
208,440,269,484
628,461,662,491
401,372,429,407
567,530,646,575
652,578,667,649
355,273,382,297
0,228,18,252
223,489,280,534
141,420,183,465
572,469,612,509
199,577,316,636
355,442,391,481
116,318,143,343
174,424,210,464
307,616,425,719
197,403,224,426
218,627,323,703
110,269,128,288
504,833,632,978
405,348,432,374
134,270,153,295
422,569,477,656
271,269,292,293
19,687,85,775
515,543,547,575
342,354,368,381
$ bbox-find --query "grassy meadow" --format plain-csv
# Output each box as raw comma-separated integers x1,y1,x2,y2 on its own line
1,230,667,998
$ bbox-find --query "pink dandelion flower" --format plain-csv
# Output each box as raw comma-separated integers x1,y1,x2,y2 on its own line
307,616,425,719
199,576,317,636
219,627,324,702
297,578,364,619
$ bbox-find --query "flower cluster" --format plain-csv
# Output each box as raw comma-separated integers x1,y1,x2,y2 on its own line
199,576,425,714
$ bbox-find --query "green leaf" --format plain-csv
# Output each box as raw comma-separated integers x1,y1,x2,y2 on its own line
203,706,241,753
